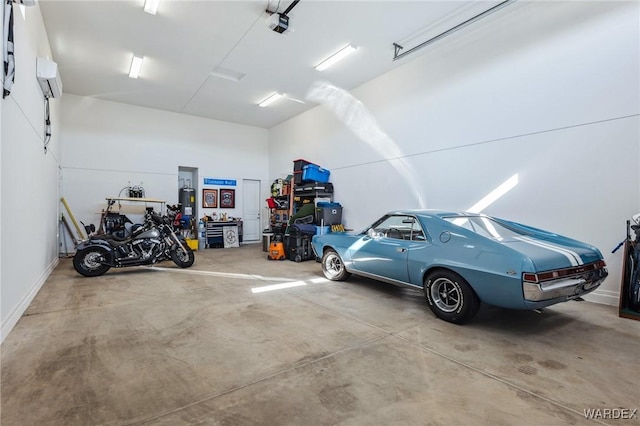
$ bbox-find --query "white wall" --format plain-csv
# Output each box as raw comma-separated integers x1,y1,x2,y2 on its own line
60,94,269,241
1,3,61,341
269,1,640,305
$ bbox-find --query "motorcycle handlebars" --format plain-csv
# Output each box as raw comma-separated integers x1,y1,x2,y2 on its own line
145,211,171,226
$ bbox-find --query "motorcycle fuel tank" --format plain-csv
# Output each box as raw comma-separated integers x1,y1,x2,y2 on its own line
136,228,160,239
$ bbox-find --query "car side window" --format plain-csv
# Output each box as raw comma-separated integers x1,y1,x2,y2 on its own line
370,215,427,242
411,228,427,241
408,218,428,241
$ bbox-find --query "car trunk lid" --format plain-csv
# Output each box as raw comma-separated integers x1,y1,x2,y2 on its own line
500,236,601,271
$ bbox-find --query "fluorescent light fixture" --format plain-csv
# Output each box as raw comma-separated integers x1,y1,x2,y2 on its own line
315,44,358,71
144,0,160,15
129,55,144,79
258,92,283,107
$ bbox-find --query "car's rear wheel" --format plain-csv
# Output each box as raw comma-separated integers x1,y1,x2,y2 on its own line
322,249,351,281
424,270,480,324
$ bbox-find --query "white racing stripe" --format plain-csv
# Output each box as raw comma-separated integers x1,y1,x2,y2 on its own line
515,236,583,266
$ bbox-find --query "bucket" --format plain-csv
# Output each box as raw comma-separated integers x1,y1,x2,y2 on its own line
186,238,198,251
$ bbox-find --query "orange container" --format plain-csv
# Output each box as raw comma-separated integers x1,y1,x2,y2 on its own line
267,241,286,260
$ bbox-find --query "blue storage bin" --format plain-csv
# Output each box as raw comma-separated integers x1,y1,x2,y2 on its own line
315,225,331,235
302,164,330,183
317,202,340,208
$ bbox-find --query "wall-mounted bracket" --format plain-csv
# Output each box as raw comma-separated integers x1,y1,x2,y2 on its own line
393,43,404,59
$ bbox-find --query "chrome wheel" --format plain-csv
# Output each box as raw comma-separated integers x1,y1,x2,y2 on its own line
171,244,195,268
321,249,350,281
82,251,104,269
424,270,480,324
73,247,111,277
430,277,462,313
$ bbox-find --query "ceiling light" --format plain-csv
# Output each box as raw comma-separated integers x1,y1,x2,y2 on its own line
143,0,160,15
315,44,358,72
129,55,143,79
258,92,283,107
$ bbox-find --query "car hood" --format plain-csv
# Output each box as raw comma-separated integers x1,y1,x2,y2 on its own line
500,236,601,271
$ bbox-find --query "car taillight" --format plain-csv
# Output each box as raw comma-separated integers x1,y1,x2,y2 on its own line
523,271,561,283
537,271,560,281
523,260,606,284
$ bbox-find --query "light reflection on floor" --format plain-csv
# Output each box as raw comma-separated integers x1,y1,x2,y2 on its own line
150,266,331,294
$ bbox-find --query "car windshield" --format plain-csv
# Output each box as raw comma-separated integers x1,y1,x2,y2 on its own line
443,216,525,241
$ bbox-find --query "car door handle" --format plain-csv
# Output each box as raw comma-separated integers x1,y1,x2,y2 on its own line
396,247,407,253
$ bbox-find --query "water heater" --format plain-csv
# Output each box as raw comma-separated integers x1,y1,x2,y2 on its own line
179,187,196,218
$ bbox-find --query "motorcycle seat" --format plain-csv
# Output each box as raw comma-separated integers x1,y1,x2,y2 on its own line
95,234,131,246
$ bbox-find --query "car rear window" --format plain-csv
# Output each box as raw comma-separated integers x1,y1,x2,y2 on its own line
443,216,524,240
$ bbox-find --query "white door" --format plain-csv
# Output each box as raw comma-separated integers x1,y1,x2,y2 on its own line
242,179,261,242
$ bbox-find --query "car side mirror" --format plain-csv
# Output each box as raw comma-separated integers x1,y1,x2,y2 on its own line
367,228,384,239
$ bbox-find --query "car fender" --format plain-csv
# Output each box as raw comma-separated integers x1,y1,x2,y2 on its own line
420,262,528,310
311,235,358,271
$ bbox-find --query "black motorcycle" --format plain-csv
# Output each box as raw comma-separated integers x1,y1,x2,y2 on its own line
73,210,195,277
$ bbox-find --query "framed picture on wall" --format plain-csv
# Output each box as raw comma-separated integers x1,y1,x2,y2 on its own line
202,189,218,208
220,189,235,209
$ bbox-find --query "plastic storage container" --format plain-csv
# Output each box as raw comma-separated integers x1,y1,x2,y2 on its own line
293,159,315,172
301,164,330,183
294,182,334,194
316,202,342,225
315,225,330,235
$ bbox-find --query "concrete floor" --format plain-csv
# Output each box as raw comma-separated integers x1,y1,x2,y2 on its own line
2,243,639,425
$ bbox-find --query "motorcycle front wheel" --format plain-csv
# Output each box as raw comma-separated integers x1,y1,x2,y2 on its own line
171,244,195,268
73,247,112,277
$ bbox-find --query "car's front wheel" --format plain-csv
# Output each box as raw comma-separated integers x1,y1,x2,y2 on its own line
424,270,480,324
321,249,351,281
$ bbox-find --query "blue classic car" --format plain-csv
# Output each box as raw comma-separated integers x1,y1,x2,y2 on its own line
311,210,608,324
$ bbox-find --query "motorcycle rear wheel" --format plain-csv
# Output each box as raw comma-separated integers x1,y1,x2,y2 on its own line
73,247,111,277
171,245,195,268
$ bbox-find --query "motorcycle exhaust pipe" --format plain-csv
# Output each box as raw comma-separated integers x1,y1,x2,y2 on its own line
114,258,145,266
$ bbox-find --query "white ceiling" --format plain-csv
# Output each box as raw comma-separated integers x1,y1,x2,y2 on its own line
39,0,503,129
